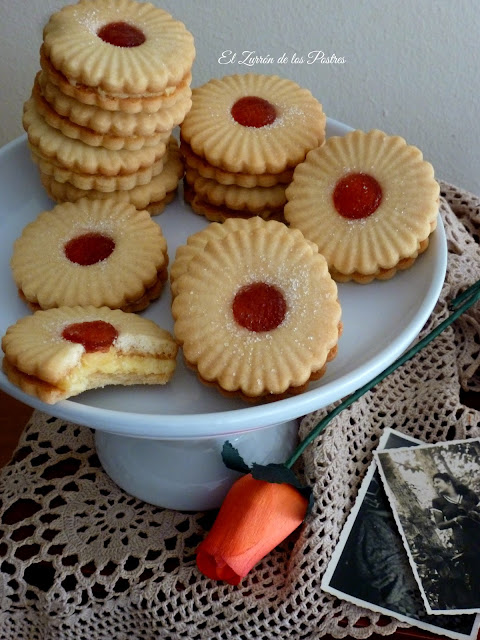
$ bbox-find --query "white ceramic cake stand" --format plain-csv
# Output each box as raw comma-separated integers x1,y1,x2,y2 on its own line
0,121,447,510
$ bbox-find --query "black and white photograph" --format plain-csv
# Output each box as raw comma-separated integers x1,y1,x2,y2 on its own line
375,438,480,616
321,429,480,640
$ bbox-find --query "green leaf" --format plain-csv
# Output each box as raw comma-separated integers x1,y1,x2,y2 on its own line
221,441,250,474
251,462,314,516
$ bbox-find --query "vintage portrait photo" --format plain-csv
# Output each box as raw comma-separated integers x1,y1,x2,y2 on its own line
375,438,480,615
321,429,480,639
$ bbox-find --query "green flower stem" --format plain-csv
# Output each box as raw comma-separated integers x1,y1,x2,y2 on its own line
448,279,480,310
284,280,480,469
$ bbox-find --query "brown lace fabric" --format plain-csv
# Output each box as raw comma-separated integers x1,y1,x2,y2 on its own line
0,182,478,640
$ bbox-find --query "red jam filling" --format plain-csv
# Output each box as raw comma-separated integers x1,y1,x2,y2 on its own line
232,282,286,332
333,172,383,220
97,21,146,47
231,96,277,128
62,321,118,353
64,233,115,266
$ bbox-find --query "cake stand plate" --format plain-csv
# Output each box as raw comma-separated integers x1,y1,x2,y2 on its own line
0,121,447,510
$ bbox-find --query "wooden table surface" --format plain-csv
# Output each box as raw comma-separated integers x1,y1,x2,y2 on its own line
0,389,33,468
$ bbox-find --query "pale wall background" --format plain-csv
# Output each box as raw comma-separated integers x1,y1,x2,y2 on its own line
1,0,479,195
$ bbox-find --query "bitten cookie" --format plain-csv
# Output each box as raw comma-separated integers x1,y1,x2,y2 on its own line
2,306,178,404
11,198,169,312
284,129,440,283
172,221,341,400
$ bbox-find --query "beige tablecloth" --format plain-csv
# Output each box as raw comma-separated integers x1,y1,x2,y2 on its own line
0,182,479,640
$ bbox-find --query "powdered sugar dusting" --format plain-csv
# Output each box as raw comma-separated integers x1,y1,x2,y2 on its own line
75,9,102,34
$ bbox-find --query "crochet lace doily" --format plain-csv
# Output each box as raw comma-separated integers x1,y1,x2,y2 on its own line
0,182,479,640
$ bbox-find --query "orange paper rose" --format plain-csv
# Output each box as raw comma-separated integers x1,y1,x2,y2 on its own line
196,450,311,585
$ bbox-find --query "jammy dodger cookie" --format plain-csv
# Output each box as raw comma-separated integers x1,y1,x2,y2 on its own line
11,198,169,312
41,0,195,98
2,306,178,404
172,220,341,400
284,129,440,283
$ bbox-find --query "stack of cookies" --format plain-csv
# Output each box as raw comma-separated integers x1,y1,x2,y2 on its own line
22,0,195,215
180,73,326,222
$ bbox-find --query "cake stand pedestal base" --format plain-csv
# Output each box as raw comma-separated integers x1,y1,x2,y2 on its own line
95,419,299,511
